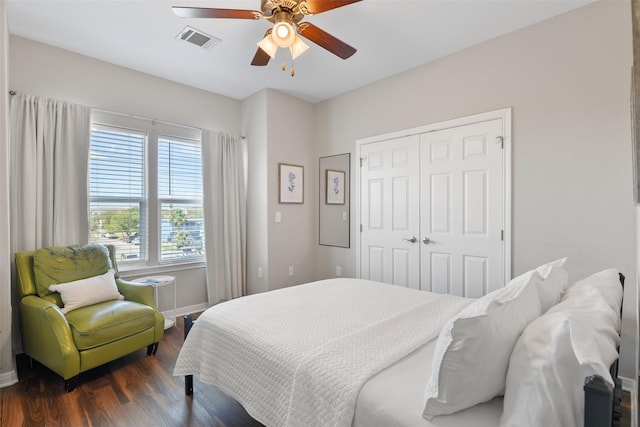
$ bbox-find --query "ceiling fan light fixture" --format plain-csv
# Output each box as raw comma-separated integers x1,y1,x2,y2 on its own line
257,29,278,58
272,12,296,48
289,35,309,60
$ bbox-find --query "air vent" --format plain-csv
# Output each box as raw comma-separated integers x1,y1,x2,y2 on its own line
176,26,221,49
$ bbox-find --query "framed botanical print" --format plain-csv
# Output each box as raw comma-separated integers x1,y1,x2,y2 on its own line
326,169,345,205
279,163,304,204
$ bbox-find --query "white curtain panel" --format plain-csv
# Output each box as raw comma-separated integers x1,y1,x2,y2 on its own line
202,130,247,304
9,93,91,253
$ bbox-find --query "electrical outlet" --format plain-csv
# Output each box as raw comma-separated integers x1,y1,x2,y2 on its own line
336,266,342,277
288,266,294,276
257,267,263,278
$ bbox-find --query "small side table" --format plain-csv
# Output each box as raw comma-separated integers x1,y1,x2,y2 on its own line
131,275,176,330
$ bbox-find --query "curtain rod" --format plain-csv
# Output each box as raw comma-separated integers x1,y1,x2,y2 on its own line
10,95,245,138
94,107,245,139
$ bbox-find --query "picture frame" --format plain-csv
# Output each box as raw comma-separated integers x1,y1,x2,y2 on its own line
279,163,304,204
326,169,345,205
319,153,350,248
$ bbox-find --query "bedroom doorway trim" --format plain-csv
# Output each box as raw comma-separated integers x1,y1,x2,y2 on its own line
355,108,512,291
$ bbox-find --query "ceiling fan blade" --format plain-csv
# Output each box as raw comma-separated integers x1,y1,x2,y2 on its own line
251,48,271,66
172,6,262,20
301,0,362,15
297,22,356,59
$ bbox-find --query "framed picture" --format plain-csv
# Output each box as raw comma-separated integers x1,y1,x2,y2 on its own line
326,169,345,205
279,163,304,204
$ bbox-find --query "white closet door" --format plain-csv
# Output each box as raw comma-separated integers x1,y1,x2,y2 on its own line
419,119,504,296
360,135,421,288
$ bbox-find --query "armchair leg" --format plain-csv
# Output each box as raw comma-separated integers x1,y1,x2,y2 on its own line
146,343,159,355
64,377,78,393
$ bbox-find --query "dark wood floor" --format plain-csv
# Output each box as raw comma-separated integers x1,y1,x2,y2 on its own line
0,315,263,426
0,314,634,426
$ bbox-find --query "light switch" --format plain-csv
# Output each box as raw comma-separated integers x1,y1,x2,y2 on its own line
342,211,347,220
275,212,281,223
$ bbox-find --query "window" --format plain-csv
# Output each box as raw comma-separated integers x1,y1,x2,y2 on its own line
158,137,203,261
89,111,203,267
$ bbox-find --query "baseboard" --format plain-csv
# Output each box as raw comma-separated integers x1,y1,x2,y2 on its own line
620,376,637,427
0,369,18,389
161,303,208,321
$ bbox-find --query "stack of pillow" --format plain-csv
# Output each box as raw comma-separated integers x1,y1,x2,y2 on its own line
422,258,623,426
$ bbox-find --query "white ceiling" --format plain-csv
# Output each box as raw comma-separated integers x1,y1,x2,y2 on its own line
7,0,595,103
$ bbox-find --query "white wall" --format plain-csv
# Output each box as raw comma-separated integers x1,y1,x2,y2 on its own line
265,90,316,289
241,89,316,292
314,1,637,378
8,35,243,315
0,1,18,388
6,0,637,382
9,37,240,133
242,90,270,295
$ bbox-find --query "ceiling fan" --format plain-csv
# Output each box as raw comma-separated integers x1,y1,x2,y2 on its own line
172,0,362,67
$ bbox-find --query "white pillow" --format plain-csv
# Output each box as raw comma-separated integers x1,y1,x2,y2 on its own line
534,258,568,312
49,270,124,314
563,268,623,315
422,270,542,419
500,292,620,427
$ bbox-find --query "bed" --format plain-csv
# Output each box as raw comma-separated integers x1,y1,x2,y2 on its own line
174,259,624,427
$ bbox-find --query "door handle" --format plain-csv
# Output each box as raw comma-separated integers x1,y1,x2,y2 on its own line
423,237,432,244
403,236,417,244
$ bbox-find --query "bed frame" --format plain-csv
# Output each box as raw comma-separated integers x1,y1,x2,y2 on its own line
182,273,626,427
183,314,195,396
583,272,625,427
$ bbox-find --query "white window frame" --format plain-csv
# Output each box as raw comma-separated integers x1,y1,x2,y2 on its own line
90,110,203,269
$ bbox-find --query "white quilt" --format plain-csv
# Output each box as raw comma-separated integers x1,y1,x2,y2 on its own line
174,278,471,427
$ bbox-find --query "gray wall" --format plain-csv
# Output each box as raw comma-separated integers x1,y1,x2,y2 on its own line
9,37,241,133
313,1,637,378
242,89,317,293
8,35,242,313
242,90,270,295
0,1,16,385
6,0,638,381
265,90,316,289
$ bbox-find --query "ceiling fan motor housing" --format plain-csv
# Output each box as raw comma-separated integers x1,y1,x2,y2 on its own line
262,0,308,23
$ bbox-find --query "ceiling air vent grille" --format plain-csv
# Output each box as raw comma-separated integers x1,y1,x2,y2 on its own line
176,26,221,49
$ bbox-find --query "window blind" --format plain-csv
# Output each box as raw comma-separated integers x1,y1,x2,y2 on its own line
90,128,145,199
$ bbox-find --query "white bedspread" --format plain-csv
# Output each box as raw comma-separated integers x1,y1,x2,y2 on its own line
174,278,471,427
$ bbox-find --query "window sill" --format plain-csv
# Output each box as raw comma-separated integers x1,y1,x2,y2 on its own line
119,260,206,279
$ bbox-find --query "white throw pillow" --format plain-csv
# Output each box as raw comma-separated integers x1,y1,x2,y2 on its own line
563,268,623,315
49,270,124,313
500,288,620,427
422,270,542,419
534,258,568,312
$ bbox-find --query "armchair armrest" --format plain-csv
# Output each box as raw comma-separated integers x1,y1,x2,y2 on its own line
117,278,165,342
116,278,156,308
19,295,80,379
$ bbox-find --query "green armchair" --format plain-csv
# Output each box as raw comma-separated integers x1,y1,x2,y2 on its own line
15,243,164,391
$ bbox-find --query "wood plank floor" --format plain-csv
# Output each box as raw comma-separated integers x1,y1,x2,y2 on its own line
0,315,263,427
0,314,634,426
